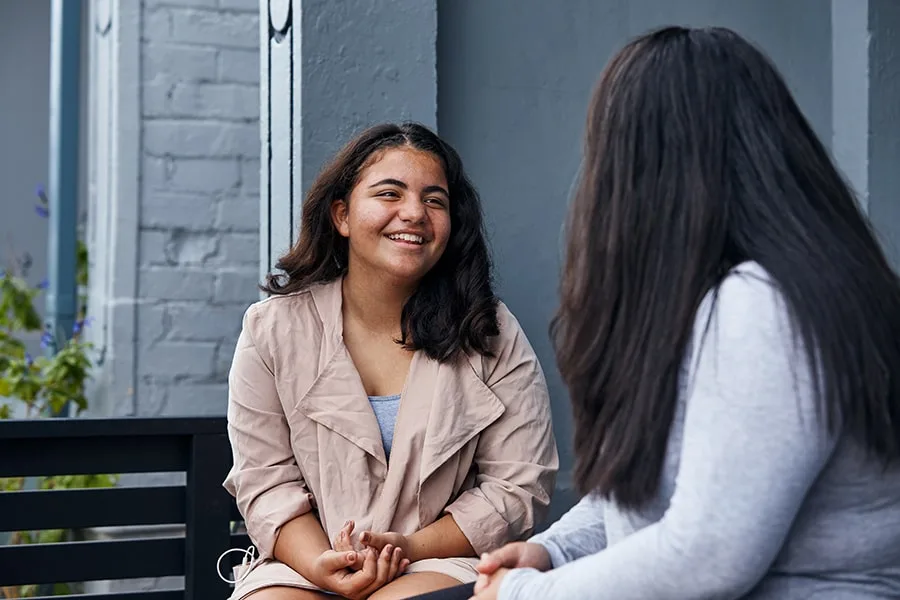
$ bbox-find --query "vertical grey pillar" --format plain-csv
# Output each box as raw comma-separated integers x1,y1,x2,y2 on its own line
832,0,870,210
84,0,141,416
46,0,82,355
832,0,900,265
866,1,900,267
260,0,437,278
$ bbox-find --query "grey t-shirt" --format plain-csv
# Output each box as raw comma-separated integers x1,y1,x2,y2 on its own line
501,262,900,599
369,393,401,458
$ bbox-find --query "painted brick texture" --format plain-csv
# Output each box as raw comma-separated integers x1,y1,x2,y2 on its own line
137,0,259,417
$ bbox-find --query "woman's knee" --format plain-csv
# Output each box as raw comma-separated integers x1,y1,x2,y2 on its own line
243,586,334,600
368,572,463,600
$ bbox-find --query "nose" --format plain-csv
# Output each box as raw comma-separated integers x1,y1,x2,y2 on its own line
398,195,426,223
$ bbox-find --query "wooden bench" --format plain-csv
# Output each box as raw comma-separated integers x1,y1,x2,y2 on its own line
0,417,248,599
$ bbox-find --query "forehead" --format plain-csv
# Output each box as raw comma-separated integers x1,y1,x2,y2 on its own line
357,147,447,185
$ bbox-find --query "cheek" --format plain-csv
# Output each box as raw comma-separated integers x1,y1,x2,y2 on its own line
350,203,392,233
434,215,452,248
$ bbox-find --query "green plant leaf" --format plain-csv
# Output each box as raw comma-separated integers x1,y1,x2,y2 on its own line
37,528,67,544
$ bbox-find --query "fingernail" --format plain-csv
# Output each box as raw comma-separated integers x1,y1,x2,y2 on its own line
347,552,356,561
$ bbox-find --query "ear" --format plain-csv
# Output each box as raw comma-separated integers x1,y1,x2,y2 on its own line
331,199,350,238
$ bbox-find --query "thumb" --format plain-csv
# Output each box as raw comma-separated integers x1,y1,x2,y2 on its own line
320,550,356,573
476,545,518,574
359,530,385,549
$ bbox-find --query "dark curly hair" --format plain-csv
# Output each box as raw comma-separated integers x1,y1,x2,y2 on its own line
262,122,499,362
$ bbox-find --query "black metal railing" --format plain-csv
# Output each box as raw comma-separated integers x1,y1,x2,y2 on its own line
0,417,247,599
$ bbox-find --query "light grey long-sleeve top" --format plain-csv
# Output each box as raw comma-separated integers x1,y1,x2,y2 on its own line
500,262,900,599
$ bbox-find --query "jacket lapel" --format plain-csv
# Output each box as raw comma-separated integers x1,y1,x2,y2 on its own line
366,351,507,533
294,280,388,467
414,355,506,486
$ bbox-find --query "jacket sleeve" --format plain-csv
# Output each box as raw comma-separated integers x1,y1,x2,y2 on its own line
445,306,560,554
223,304,315,560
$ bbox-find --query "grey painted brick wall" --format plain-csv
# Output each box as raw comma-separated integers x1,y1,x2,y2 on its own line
136,0,259,417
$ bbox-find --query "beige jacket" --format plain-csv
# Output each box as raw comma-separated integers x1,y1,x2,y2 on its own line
223,278,558,573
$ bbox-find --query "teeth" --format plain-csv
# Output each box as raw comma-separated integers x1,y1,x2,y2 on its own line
388,233,424,244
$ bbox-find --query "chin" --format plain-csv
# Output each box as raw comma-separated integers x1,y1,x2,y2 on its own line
379,263,434,286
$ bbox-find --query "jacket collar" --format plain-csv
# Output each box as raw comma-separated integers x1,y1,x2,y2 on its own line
297,278,505,480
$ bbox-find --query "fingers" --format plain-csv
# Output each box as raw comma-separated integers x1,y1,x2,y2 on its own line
476,552,501,574
320,549,358,574
386,544,404,581
473,572,490,594
337,547,378,596
360,544,393,596
333,520,354,550
359,530,379,549
375,544,393,584
475,543,520,574
349,547,382,597
358,547,378,580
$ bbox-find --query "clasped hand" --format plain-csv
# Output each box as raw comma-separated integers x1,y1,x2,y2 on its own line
312,519,409,599
469,542,553,600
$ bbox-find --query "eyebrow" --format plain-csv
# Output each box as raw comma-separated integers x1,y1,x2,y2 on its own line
369,178,449,198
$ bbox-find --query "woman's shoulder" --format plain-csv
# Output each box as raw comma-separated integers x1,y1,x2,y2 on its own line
713,261,785,322
691,261,795,362
463,300,544,383
241,283,331,341
488,300,533,354
245,287,313,321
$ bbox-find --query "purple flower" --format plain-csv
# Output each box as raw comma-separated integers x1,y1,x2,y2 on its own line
37,278,49,290
40,330,54,349
34,204,49,218
35,184,46,199
72,320,83,335
25,353,33,367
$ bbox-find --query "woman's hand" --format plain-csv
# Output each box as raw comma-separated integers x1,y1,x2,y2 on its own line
311,546,408,600
333,520,366,570
476,542,552,575
359,530,412,562
470,567,510,600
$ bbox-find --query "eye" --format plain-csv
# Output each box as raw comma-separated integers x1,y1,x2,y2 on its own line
377,190,400,199
425,197,447,207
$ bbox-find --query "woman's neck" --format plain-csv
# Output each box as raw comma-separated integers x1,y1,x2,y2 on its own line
341,268,415,336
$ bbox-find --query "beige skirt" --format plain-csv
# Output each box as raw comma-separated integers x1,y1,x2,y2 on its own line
230,557,479,599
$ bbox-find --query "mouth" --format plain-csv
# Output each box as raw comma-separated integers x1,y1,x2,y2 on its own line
386,233,426,245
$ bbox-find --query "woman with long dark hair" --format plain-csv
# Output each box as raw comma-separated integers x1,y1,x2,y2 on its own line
468,26,900,599
223,122,558,599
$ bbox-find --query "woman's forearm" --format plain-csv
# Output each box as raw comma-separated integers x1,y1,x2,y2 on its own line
273,511,331,580
406,514,476,562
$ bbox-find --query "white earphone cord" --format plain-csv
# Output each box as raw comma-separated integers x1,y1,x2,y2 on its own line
216,545,257,585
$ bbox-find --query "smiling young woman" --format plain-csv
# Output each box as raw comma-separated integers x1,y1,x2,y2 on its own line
222,123,559,600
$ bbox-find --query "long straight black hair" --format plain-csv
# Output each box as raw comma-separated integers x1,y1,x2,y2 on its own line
553,26,900,508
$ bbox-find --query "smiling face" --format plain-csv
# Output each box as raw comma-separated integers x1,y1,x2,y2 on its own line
331,146,452,287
